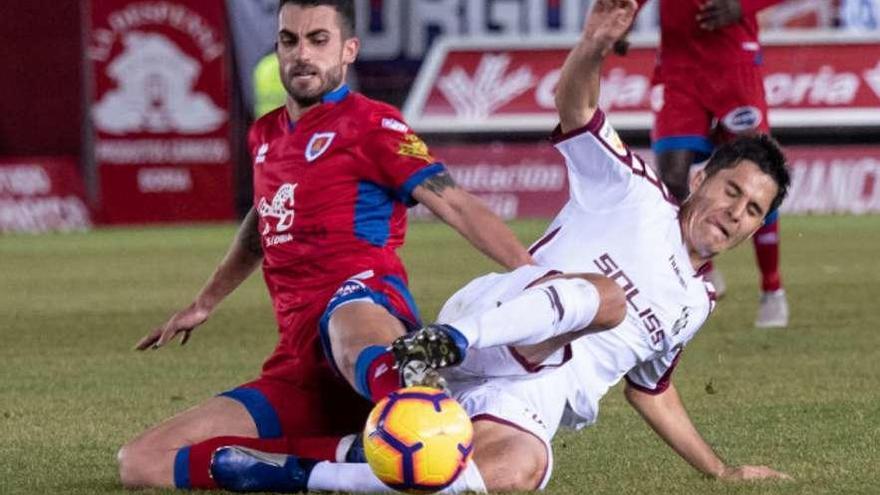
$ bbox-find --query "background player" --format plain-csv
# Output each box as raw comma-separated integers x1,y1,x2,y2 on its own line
207,1,792,492
117,0,532,490
627,0,789,327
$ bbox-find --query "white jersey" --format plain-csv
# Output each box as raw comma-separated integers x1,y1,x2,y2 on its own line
443,110,716,429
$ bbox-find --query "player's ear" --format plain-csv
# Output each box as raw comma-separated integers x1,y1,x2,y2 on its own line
690,168,707,193
342,37,359,64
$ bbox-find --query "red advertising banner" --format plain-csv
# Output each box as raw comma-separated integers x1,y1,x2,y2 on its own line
404,32,880,132
422,144,880,219
0,157,92,233
85,0,234,224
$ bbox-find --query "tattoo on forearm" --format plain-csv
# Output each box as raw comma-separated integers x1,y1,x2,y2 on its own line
238,209,263,257
422,172,458,197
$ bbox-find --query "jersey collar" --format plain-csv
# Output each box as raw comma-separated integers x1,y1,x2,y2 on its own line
322,84,350,103
286,84,351,131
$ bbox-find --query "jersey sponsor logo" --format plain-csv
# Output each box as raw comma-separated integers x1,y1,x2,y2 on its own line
305,132,336,162
381,118,409,134
721,106,762,133
397,134,435,162
258,183,297,236
92,32,226,135
255,143,269,164
593,253,667,346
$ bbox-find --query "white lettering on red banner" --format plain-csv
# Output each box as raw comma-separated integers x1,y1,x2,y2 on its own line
405,33,880,132
419,144,880,220
0,158,92,233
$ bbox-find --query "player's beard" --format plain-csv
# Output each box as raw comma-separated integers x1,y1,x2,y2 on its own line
283,61,345,108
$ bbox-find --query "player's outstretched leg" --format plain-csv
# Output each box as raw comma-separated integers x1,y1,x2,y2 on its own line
391,274,625,381
392,324,468,388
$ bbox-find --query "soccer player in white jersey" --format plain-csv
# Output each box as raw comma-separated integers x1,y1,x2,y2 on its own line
206,0,792,492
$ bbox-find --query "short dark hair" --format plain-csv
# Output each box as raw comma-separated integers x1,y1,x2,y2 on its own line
278,0,356,38
703,134,791,214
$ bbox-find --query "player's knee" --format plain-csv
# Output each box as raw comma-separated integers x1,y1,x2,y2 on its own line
480,443,547,491
116,441,144,488
580,274,626,329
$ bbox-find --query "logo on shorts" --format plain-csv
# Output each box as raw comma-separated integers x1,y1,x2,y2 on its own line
334,279,369,299
305,132,335,162
721,106,762,133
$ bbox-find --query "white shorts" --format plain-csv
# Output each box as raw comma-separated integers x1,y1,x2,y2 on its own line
452,372,569,490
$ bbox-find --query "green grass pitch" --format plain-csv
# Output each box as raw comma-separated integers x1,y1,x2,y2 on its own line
2,216,879,494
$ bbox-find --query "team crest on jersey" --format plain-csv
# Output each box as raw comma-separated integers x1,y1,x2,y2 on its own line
305,132,336,162
599,120,627,157
397,134,434,162
258,183,297,237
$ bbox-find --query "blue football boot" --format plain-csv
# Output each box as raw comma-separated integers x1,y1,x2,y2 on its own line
210,446,316,493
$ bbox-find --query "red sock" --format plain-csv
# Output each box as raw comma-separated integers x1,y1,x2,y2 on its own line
366,350,401,402
753,220,782,292
180,435,342,489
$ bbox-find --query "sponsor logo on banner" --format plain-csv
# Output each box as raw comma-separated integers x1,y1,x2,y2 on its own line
438,53,535,119
305,132,336,162
87,0,233,224
92,32,226,135
405,35,880,132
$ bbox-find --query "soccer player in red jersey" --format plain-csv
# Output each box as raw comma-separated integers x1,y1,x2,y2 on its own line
632,0,789,327
116,1,532,490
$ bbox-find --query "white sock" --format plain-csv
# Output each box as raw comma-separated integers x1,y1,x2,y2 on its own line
307,462,390,492
306,460,488,493
452,277,600,348
442,461,488,493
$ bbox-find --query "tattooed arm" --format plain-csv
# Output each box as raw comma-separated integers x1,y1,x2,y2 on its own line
135,208,264,350
412,172,533,270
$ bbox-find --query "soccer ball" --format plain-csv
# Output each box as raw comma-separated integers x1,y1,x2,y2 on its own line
364,386,474,493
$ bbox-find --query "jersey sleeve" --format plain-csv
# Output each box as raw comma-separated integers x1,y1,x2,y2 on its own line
625,349,682,395
361,111,446,206
550,109,671,209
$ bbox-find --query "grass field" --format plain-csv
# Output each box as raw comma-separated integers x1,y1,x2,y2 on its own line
2,216,879,494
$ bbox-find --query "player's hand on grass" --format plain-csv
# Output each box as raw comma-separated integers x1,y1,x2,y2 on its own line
135,302,211,350
583,0,637,53
697,0,742,30
719,465,793,481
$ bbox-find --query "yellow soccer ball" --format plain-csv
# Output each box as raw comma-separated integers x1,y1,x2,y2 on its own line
364,386,474,493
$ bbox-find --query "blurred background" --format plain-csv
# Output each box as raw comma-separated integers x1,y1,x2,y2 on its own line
1,0,879,231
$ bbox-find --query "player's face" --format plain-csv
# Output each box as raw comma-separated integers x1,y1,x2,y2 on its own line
682,159,778,261
276,5,359,107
